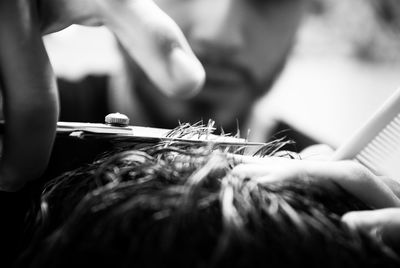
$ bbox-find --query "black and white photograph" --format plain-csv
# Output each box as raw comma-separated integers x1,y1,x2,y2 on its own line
1,0,400,267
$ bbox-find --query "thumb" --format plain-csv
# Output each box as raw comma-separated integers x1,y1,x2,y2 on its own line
342,208,400,250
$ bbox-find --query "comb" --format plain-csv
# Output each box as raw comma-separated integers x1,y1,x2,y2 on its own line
332,87,400,179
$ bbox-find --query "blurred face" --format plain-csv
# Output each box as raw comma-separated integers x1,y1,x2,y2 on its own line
133,0,305,132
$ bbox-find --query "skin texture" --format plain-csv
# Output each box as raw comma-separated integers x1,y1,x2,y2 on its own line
0,0,205,191
112,0,307,132
342,208,400,251
232,155,400,249
0,0,59,191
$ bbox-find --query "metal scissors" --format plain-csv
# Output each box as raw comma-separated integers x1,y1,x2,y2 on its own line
56,121,266,148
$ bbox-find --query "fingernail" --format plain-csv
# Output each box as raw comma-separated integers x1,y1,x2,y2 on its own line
341,212,360,230
169,47,205,98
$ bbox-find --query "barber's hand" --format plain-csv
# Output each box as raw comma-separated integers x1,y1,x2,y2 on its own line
301,145,400,250
0,0,204,191
341,176,400,249
232,155,400,249
343,208,400,250
0,0,59,191
300,144,335,161
232,156,400,209
41,0,205,97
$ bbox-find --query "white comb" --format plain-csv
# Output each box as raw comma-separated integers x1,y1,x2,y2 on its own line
332,88,400,180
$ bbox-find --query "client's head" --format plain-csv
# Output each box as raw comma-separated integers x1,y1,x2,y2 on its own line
21,142,399,268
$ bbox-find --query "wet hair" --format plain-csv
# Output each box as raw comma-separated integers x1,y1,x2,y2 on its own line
18,134,400,268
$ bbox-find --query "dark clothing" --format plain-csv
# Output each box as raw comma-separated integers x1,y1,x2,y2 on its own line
58,76,110,123
0,185,37,267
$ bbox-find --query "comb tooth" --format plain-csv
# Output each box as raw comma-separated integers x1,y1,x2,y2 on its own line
379,122,400,150
384,123,400,142
335,86,400,179
383,125,400,142
379,151,400,179
394,118,400,130
368,139,387,159
391,119,400,134
373,133,397,155
356,120,400,177
380,127,400,153
378,128,399,151
358,113,400,178
368,137,392,159
393,117,400,132
365,145,395,175
393,113,400,122
387,120,400,149
361,143,387,167
356,152,380,174
359,144,388,173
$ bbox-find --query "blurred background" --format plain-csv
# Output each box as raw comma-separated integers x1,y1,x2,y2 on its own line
254,0,400,147
44,0,400,148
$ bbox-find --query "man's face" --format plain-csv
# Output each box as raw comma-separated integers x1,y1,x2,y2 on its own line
135,0,305,132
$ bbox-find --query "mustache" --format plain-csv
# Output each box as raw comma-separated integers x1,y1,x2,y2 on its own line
197,56,267,97
198,56,254,80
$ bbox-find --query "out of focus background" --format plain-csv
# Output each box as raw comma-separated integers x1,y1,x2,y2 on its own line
254,0,400,147
44,0,400,148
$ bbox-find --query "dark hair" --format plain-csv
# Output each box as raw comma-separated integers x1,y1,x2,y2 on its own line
19,139,400,268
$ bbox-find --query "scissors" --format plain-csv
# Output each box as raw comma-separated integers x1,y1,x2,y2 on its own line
55,121,266,148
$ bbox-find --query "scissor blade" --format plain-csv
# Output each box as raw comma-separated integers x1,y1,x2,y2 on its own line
57,122,266,147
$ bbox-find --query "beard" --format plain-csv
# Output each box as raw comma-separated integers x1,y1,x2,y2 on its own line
127,50,290,135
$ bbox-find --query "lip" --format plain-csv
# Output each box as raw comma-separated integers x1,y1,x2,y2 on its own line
189,60,249,105
195,79,245,105
203,65,245,86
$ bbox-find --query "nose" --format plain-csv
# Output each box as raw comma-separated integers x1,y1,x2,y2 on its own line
188,0,245,57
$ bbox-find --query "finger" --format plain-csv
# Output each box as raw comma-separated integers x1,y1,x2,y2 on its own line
0,1,58,190
232,157,400,208
319,161,400,208
300,144,335,161
97,0,205,98
232,162,306,185
342,209,400,250
232,164,277,180
230,154,293,165
231,156,309,185
297,161,400,208
380,176,400,199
